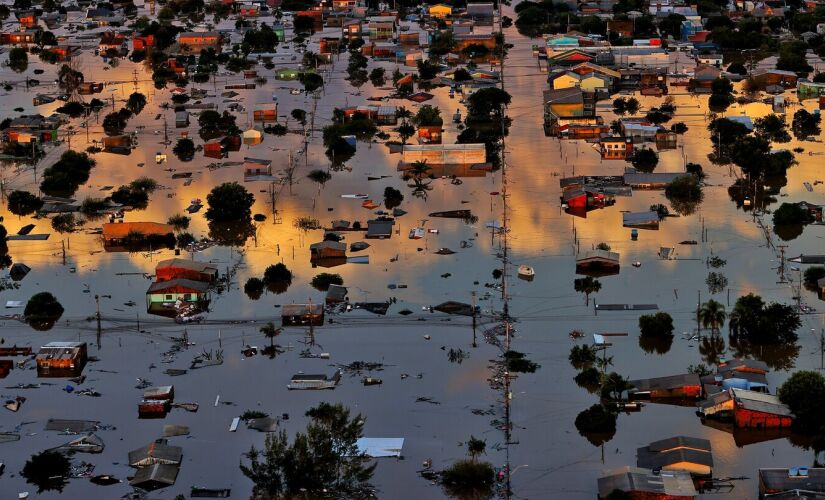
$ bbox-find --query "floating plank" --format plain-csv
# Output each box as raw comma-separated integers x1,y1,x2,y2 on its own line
229,417,240,432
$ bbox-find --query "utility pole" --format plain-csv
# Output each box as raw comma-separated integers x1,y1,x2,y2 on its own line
61,240,66,265
95,294,102,348
777,245,787,283
471,291,477,348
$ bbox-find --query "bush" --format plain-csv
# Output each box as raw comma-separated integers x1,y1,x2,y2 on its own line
665,175,702,201
440,460,495,498
173,138,195,161
311,272,343,291
575,367,601,390
263,263,292,285
638,312,674,337
504,350,540,373
383,186,404,209
40,150,96,197
244,277,265,299
630,148,658,172
569,344,597,368
51,213,76,233
307,169,331,184
176,232,195,248
167,214,190,230
8,47,28,73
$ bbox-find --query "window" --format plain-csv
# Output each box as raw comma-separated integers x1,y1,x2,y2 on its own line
165,294,173,300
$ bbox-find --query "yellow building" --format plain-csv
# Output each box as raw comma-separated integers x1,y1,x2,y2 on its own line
429,4,453,18
552,72,609,93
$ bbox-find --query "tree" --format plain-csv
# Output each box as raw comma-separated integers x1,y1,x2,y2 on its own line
35,30,57,50
8,190,42,216
0,224,9,269
312,272,343,291
569,344,597,369
574,276,601,305
293,14,316,33
629,148,658,173
291,109,307,126
575,404,617,446
259,321,283,354
383,186,404,209
601,371,630,400
167,214,190,231
263,263,292,291
466,436,486,462
299,72,324,93
413,105,442,127
173,138,195,161
51,213,76,233
804,266,825,291
417,59,440,80
8,47,28,73
793,109,821,139
699,299,727,334
754,114,790,142
24,292,64,330
22,450,70,492
773,202,814,227
466,87,511,123
638,312,674,337
778,371,825,432
244,277,264,299
307,169,332,185
369,67,385,87
206,182,254,222
240,403,375,497
126,92,147,115
397,122,415,145
665,175,703,215
729,293,801,344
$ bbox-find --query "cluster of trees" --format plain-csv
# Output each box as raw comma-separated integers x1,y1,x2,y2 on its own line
708,77,734,112
0,224,10,269
612,97,639,116
110,177,158,209
245,263,293,298
242,24,280,53
24,292,64,331
708,117,796,179
40,150,96,197
206,182,256,246
8,190,43,216
729,293,800,345
665,174,703,215
198,110,240,140
457,87,512,166
311,272,343,291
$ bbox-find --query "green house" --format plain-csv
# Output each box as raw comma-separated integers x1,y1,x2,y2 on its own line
273,24,286,42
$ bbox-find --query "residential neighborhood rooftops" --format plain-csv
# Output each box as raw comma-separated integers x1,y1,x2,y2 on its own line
597,466,697,498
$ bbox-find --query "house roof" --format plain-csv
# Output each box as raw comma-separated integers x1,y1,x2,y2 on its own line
732,388,792,416
156,258,218,275
576,249,620,264
629,373,701,392
543,87,584,105
597,466,697,497
647,436,711,453
637,447,714,470
310,241,347,252
759,468,825,493
622,211,660,226
102,222,174,239
569,61,621,78
147,279,210,294
129,463,180,488
719,358,769,374
128,439,183,466
624,172,687,186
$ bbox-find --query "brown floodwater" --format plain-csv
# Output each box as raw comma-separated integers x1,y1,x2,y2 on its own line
1,8,825,499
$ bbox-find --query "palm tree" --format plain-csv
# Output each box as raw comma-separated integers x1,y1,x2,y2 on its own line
466,436,486,462
574,277,602,306
699,299,727,334
601,372,630,401
259,321,282,355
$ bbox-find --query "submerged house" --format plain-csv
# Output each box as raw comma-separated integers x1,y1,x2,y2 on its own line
637,436,713,477
628,373,702,399
130,463,179,490
155,259,218,283
310,241,346,263
731,388,793,429
288,370,342,390
128,439,183,467
623,211,660,230
146,279,210,314
36,342,88,377
597,466,697,499
102,222,175,250
575,249,620,275
282,303,324,327
759,468,825,497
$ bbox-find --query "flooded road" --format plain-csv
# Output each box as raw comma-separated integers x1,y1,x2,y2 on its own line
2,7,825,499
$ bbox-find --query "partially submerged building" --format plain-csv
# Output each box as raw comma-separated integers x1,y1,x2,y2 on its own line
128,439,183,467
759,468,825,497
282,303,324,327
628,373,701,399
576,250,620,276
597,466,697,499
36,341,88,377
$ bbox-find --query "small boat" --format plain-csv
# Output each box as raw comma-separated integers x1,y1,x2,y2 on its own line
17,224,35,235
361,200,379,210
632,261,641,268
409,227,425,239
517,265,534,281
392,208,407,217
630,229,639,241
362,377,383,386
434,248,455,255
805,182,813,192
453,110,461,123
350,241,370,252
186,198,203,213
341,194,369,199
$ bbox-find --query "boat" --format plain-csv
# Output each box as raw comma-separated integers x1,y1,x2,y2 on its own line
186,198,203,213
362,377,383,386
434,248,455,255
517,265,535,281
392,208,407,217
341,194,369,199
409,227,425,239
350,241,370,252
632,261,641,268
453,110,461,123
361,200,379,210
429,210,471,219
17,224,35,235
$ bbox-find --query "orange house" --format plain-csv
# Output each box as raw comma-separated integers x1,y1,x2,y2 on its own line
16,11,37,28
133,34,155,51
418,125,442,144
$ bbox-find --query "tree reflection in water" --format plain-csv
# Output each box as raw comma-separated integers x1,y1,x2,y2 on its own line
638,334,673,355
208,219,255,247
699,335,726,366
728,335,800,371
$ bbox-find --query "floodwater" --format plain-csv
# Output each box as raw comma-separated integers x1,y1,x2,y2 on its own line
2,7,825,500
